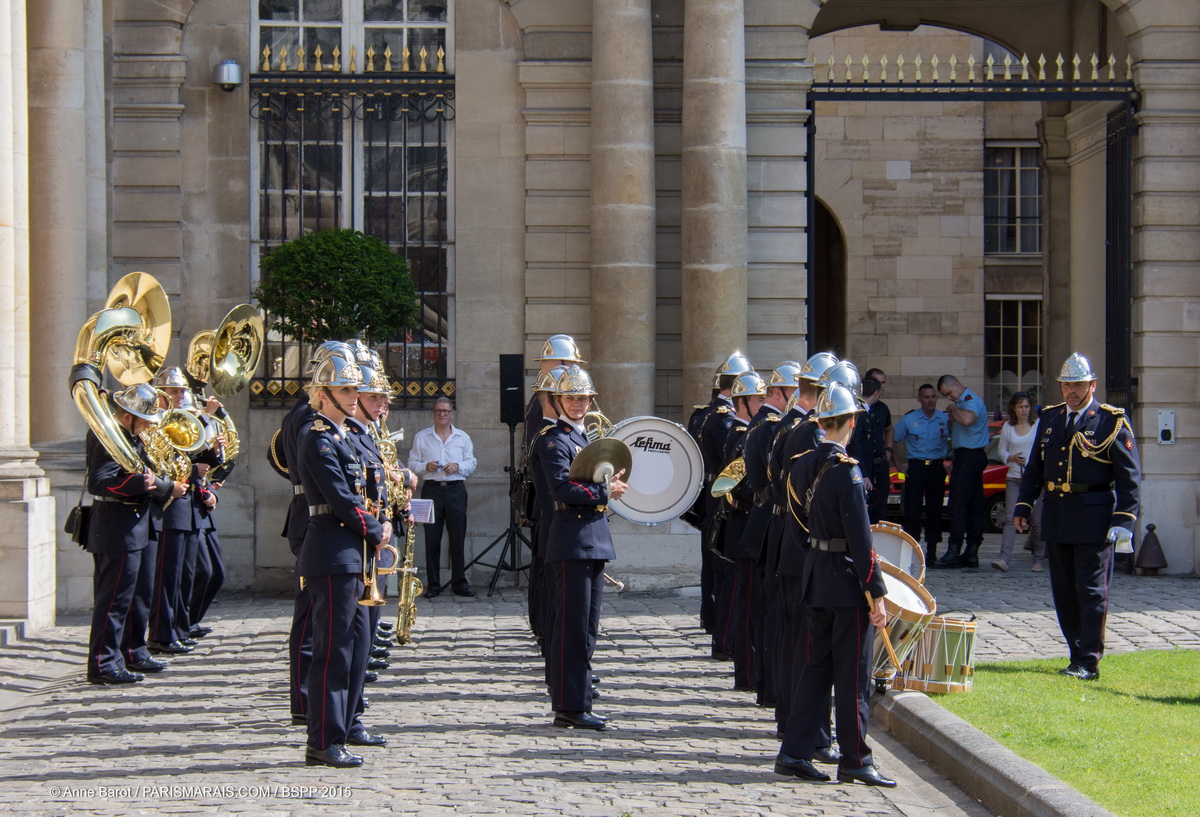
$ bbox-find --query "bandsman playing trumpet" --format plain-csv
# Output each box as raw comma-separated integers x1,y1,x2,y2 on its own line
535,365,628,730
294,350,391,768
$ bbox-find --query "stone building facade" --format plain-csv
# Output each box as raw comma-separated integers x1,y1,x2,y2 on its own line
0,0,1196,624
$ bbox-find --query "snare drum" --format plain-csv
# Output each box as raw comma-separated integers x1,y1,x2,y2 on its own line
871,521,925,583
872,561,936,685
898,612,977,694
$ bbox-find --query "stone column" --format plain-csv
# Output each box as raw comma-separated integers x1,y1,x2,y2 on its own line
681,0,748,411
27,0,89,446
0,0,55,629
1038,111,1071,373
589,0,656,420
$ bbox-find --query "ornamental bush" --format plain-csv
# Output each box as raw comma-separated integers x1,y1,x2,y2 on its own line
253,228,419,344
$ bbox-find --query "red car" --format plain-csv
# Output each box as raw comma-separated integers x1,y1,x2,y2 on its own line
885,421,1010,533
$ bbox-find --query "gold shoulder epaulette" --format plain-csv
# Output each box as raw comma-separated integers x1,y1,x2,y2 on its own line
311,419,330,432
735,425,747,433
1099,403,1126,415
835,452,858,465
536,424,555,438
715,406,731,414
788,449,814,463
766,414,781,422
692,404,707,410
1044,401,1066,410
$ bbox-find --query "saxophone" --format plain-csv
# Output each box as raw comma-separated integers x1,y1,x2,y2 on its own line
394,519,423,645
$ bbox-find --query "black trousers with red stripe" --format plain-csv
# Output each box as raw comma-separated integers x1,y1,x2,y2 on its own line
88,547,147,678
730,557,757,689
782,605,876,769
121,536,158,666
289,577,313,718
546,559,604,713
149,528,197,643
1047,541,1114,672
305,573,370,750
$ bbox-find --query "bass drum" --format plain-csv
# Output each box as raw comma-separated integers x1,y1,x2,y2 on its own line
605,416,703,525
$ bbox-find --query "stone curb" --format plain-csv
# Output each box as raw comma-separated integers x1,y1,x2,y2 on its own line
874,689,1117,817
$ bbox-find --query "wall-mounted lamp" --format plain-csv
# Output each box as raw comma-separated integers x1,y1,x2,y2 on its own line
213,60,244,92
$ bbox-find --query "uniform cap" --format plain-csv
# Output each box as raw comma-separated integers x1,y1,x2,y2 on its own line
1057,352,1096,383
816,383,863,420
535,334,586,364
768,360,804,388
554,364,597,397
113,383,165,422
799,351,839,383
730,371,766,398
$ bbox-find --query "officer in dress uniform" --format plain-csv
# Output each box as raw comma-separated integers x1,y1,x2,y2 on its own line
536,365,628,730
696,351,752,641
527,366,568,655
270,341,355,725
892,384,951,561
775,383,895,789
85,384,185,684
737,361,800,703
294,350,391,768
762,352,837,717
1014,353,1140,681
717,371,769,691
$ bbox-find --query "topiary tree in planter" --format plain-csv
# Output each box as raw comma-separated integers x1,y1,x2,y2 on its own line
253,228,420,344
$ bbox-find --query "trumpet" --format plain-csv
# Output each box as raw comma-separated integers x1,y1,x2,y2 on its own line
358,538,387,608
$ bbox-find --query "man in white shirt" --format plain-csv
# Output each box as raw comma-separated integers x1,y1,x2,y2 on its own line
408,398,478,597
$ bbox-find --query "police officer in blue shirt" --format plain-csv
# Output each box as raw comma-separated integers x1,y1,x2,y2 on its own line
931,375,990,568
537,365,628,730
893,383,951,561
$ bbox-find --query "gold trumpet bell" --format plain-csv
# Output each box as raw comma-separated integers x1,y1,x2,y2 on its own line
359,575,386,606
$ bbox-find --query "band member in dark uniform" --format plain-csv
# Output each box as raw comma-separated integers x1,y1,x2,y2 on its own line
537,364,628,730
1015,352,1140,681
527,365,568,653
717,371,767,690
294,351,390,768
775,383,894,788
85,384,185,684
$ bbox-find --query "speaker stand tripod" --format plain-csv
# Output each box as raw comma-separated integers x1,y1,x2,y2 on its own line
466,421,531,596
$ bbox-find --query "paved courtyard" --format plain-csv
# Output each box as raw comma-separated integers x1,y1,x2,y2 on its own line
0,533,1196,816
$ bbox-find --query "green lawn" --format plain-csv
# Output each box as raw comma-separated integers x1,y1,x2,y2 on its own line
936,649,1200,817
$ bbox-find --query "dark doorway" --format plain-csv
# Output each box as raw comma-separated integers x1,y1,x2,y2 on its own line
812,199,847,356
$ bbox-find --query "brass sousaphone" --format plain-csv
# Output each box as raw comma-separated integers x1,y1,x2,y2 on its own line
70,272,172,475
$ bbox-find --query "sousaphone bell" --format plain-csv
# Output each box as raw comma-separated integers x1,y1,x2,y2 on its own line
186,303,265,397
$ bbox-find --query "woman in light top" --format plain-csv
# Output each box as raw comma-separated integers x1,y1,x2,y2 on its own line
994,391,1046,572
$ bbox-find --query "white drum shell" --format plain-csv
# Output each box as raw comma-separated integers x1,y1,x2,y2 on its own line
605,416,704,525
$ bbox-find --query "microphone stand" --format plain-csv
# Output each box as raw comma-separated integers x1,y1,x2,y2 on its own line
465,420,531,596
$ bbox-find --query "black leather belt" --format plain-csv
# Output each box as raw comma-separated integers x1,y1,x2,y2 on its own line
910,459,940,467
1045,481,1111,495
92,495,142,506
308,503,333,516
810,538,848,552
554,502,608,513
771,504,787,516
293,485,304,496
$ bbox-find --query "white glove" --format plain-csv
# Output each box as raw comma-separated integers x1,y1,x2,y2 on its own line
1106,526,1134,554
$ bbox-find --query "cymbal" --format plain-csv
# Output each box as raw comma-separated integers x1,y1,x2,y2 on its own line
569,437,633,483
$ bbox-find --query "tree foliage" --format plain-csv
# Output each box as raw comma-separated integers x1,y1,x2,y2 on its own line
253,228,420,344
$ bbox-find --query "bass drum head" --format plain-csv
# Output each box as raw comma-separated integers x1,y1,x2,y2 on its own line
605,416,703,525
871,521,926,583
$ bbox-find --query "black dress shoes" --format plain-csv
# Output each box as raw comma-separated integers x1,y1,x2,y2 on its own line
711,648,734,661
291,713,306,725
1059,663,1100,681
305,745,363,768
87,668,144,685
148,640,193,655
373,635,392,649
553,711,607,731
812,746,842,765
127,658,168,673
189,625,213,638
452,584,476,597
377,621,395,632
931,553,963,569
423,584,443,599
179,637,199,648
347,731,387,747
369,646,390,659
773,753,831,782
837,764,897,787
364,670,378,683
367,657,389,671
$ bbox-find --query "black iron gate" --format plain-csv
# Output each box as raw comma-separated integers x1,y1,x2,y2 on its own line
1105,102,1136,411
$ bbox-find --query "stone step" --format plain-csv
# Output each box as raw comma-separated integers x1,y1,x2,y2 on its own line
0,619,26,647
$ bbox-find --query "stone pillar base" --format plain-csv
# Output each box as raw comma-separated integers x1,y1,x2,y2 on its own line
0,476,56,630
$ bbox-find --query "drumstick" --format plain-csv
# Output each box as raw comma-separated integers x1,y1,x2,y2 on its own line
867,591,903,672
603,573,624,592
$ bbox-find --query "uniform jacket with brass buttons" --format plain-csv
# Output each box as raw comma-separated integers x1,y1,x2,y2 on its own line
85,430,174,554
539,420,615,563
295,414,385,578
1015,399,1140,544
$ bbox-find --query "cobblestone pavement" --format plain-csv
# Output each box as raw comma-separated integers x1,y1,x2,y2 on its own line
0,533,1195,816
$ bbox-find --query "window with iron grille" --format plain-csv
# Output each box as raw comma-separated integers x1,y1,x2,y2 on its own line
249,0,453,407
984,295,1043,413
984,145,1041,254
